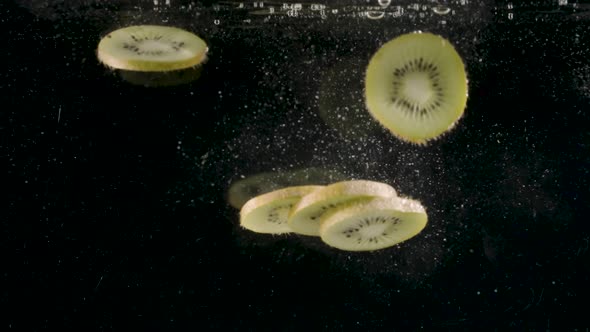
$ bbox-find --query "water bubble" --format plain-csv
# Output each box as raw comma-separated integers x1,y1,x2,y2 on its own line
366,11,385,20
378,0,391,8
432,5,451,15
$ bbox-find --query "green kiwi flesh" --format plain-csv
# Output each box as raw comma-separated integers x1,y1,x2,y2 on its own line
319,196,428,251
365,32,468,144
288,180,398,236
240,185,323,234
97,25,208,72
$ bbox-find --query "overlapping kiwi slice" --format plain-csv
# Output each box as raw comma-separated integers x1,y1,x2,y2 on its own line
319,196,427,251
240,186,324,234
234,180,428,251
288,180,398,236
97,25,208,72
365,32,468,144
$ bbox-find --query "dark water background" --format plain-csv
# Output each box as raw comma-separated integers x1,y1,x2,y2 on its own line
2,0,590,330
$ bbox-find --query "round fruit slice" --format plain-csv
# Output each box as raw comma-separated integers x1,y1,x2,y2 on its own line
365,32,468,144
240,185,323,234
97,25,208,72
288,180,397,236
319,196,428,251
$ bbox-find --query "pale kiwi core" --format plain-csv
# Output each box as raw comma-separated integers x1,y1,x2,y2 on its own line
360,223,390,238
404,72,434,104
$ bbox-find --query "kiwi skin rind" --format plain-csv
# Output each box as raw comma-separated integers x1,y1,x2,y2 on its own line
364,32,468,145
97,25,209,72
319,196,428,252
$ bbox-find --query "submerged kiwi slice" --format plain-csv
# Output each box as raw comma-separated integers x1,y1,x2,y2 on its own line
288,180,397,236
97,25,208,72
227,167,348,209
365,32,468,144
240,185,323,234
319,196,428,251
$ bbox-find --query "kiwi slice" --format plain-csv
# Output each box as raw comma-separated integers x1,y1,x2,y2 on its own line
240,185,323,234
97,25,208,72
319,196,428,251
227,167,348,209
288,180,397,236
365,32,468,144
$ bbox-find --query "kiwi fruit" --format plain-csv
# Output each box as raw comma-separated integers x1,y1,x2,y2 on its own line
97,25,208,72
319,196,428,251
288,180,397,236
240,185,323,234
365,32,468,144
227,167,348,209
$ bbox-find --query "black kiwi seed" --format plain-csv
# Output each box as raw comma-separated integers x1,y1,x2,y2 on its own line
266,204,293,224
311,201,346,221
123,35,187,56
343,216,403,239
123,41,166,56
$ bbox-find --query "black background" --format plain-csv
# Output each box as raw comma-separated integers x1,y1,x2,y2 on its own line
2,0,590,330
